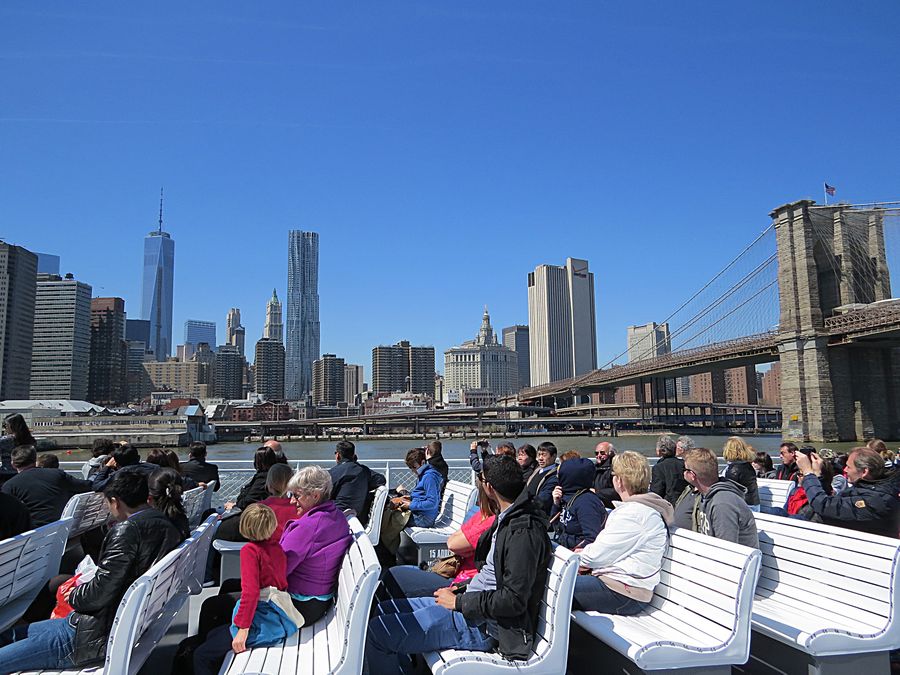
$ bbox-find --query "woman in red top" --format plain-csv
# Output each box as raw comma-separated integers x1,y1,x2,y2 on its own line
379,476,497,601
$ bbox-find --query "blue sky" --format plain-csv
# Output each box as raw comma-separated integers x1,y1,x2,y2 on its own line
2,2,899,378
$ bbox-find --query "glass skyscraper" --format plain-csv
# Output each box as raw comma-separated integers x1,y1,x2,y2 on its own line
141,196,175,361
286,230,320,399
184,319,216,350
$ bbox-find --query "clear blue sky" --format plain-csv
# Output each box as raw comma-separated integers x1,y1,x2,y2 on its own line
2,2,899,378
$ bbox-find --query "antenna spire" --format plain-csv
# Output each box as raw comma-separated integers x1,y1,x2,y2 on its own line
158,187,164,233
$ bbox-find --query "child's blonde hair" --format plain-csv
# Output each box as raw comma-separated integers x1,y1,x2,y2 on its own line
239,503,278,542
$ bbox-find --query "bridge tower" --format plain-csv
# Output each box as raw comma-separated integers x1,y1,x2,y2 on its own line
773,199,899,441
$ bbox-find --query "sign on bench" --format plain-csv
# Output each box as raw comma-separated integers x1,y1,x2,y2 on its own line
572,527,761,675
750,513,900,674
401,480,478,566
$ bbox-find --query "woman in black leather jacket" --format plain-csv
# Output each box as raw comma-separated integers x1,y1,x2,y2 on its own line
0,471,184,671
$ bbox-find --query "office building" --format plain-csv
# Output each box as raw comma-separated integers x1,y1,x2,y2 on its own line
343,364,364,404
0,243,37,399
213,344,244,400
35,252,60,276
141,192,175,360
263,289,283,342
226,308,245,356
627,322,671,362
445,308,518,402
193,342,216,393
501,325,530,390
286,230,320,399
371,340,435,396
527,257,597,386
312,354,344,406
88,297,127,405
255,337,285,401
142,359,203,398
30,273,92,400
184,319,216,351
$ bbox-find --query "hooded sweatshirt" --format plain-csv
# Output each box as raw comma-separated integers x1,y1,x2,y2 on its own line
697,479,759,549
551,457,607,549
579,491,674,602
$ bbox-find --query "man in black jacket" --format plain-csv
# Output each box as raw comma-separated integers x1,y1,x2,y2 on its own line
650,435,688,506
180,441,220,491
366,454,551,673
1,445,91,526
592,442,619,508
328,440,385,525
0,471,184,670
89,443,156,492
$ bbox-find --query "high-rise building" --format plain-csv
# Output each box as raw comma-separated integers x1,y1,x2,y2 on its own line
193,342,216,393
0,243,37,399
263,289,283,342
343,364,364,404
255,337,285,401
35,252,60,276
760,362,781,406
213,344,244,400
88,297,127,405
312,353,345,405
184,320,216,351
141,191,175,360
126,319,151,345
226,308,245,356
30,273,92,400
627,322,671,362
371,341,435,396
501,325,530,390
142,359,203,398
445,308,518,401
286,231,320,400
527,257,597,386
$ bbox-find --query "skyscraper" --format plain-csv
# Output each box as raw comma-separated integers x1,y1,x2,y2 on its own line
0,243,37,399
501,325,530,390
343,364,364,404
263,289,283,342
213,344,244,400
88,297,127,405
445,308,518,400
255,337,285,400
286,231,320,400
371,341,435,395
184,319,216,350
141,190,175,361
527,257,597,386
627,322,671,362
30,273,92,400
312,354,344,405
226,308,245,356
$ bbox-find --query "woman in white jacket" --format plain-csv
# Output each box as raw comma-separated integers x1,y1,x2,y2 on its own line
574,451,674,614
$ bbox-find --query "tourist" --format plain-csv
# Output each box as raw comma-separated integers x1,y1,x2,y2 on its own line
0,414,35,483
380,473,498,601
775,442,800,481
830,452,849,494
592,442,619,508
90,443,156,491
380,447,444,555
573,451,673,614
148,467,191,540
650,435,688,506
675,435,695,458
81,439,115,479
795,447,900,538
682,448,759,548
146,448,198,489
36,453,59,469
180,441,221,491
1,445,92,527
525,441,559,514
517,443,538,482
426,440,450,495
559,450,581,463
192,504,297,675
263,439,289,464
470,440,516,473
328,440,386,524
222,446,278,513
0,471,183,671
365,455,551,674
752,451,776,479
551,456,607,549
722,437,760,510
0,491,31,540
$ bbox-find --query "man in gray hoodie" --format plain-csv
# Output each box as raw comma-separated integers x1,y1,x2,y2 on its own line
683,447,759,549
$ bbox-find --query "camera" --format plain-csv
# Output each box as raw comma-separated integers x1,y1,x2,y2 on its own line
798,446,815,457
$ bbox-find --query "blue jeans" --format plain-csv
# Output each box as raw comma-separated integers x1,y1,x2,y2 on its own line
572,576,649,615
378,565,449,602
0,617,77,673
366,597,496,675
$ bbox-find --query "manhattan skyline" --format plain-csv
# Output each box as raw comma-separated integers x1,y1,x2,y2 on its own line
2,3,899,374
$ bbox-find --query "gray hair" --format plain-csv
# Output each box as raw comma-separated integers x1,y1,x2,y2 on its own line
676,435,695,452
287,465,332,502
656,435,677,457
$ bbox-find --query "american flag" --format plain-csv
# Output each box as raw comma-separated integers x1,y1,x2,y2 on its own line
824,182,836,196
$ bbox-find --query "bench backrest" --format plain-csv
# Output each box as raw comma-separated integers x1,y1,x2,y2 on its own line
0,517,73,633
182,485,206,528
647,527,761,661
332,517,382,675
62,490,112,538
434,480,478,529
365,485,389,546
528,546,581,666
757,478,794,510
181,514,219,594
753,512,900,652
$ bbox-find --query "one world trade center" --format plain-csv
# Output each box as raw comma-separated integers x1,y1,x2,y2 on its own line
141,190,175,361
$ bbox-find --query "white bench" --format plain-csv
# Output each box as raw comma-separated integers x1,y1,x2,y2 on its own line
756,478,794,511
424,545,580,674
182,514,219,594
572,527,761,674
219,516,380,675
749,512,900,674
184,481,216,528
401,480,478,566
0,518,73,633
62,491,112,539
365,485,388,547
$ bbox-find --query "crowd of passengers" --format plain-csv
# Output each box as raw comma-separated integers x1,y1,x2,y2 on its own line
1,410,900,674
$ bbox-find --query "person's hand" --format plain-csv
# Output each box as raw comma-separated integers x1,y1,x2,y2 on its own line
552,485,563,505
434,586,457,610
810,452,824,477
105,457,117,468
223,501,235,511
795,452,813,476
232,627,249,654
198,482,207,488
